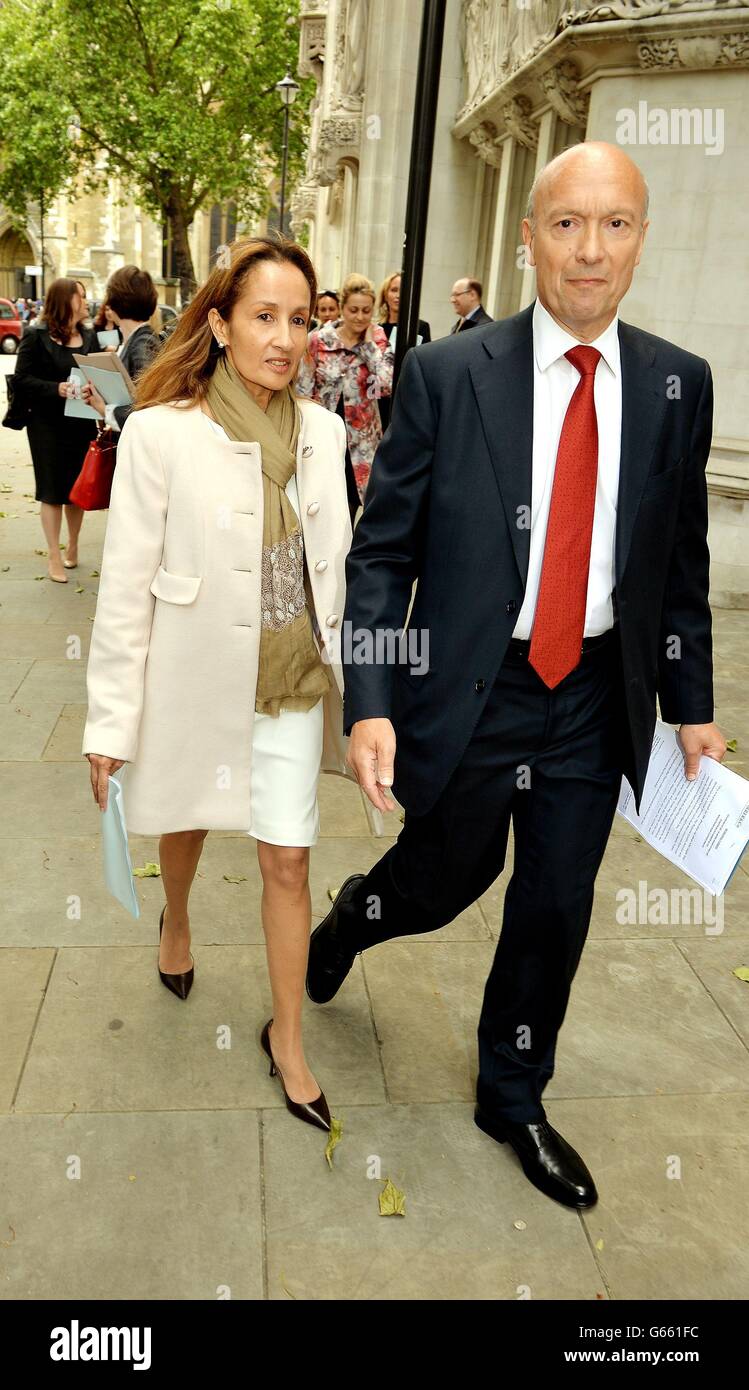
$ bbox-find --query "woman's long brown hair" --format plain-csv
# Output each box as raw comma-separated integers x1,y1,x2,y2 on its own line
134,235,318,409
41,278,84,344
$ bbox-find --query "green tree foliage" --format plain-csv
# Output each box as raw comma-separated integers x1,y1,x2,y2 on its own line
0,0,311,298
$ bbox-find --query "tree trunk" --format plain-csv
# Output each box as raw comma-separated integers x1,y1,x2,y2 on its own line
166,189,197,305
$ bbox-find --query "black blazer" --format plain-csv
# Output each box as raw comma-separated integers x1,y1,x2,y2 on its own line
112,324,160,430
342,302,714,816
452,305,492,334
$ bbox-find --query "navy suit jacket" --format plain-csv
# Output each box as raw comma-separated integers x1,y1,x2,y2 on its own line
342,302,715,815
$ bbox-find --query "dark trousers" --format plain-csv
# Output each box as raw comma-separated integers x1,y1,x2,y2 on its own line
343,630,628,1123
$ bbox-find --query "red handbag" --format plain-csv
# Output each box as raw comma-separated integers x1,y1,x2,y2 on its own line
69,426,117,510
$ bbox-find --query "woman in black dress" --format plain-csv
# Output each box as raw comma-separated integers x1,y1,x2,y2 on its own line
14,278,97,582
375,271,431,434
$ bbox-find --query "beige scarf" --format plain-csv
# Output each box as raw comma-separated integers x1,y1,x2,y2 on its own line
205,354,330,716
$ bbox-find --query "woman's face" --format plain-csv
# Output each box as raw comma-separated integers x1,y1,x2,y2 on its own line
105,305,118,327
71,287,86,323
316,294,339,323
209,260,312,398
386,276,400,316
341,291,374,338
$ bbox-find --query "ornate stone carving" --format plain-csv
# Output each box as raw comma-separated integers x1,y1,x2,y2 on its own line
299,13,327,79
461,0,501,113
333,0,368,111
318,115,361,152
290,182,319,235
720,31,749,62
458,0,747,103
539,59,590,125
501,95,539,150
637,37,680,65
638,28,749,65
468,121,503,166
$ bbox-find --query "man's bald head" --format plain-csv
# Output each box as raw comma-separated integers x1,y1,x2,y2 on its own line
526,142,649,230
521,140,650,341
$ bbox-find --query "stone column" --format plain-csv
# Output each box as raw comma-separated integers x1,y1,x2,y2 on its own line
519,108,556,310
485,136,516,317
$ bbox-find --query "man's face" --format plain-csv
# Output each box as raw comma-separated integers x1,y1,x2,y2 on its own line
522,159,648,340
450,281,478,315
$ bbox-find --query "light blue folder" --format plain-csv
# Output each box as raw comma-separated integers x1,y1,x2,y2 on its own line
101,768,140,918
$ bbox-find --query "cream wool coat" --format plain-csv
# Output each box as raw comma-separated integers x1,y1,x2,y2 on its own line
82,396,355,834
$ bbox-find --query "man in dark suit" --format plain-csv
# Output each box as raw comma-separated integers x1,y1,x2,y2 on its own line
449,277,492,333
307,142,726,1209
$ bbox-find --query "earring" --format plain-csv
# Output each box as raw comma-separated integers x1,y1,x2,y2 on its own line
215,337,224,350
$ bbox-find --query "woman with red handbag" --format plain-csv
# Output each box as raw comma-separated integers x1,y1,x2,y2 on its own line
13,278,97,583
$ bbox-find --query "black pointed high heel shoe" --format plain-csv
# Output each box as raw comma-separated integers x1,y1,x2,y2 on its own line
260,1019,331,1132
158,904,194,1000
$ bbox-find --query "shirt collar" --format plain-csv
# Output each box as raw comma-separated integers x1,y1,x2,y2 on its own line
533,297,620,377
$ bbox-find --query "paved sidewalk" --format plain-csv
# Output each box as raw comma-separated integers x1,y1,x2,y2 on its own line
1,393,748,1301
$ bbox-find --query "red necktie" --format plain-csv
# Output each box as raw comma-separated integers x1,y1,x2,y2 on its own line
528,345,601,689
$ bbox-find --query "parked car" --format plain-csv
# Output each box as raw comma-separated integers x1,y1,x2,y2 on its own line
0,298,23,354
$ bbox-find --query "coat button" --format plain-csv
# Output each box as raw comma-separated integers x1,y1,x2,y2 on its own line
307,502,320,515
506,600,517,614
475,679,485,692
314,559,328,572
326,614,339,627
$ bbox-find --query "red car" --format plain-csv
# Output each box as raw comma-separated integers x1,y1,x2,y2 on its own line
0,298,23,354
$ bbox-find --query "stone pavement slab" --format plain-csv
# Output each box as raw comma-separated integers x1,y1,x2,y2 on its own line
0,1111,263,1300
264,1100,607,1301
11,945,384,1115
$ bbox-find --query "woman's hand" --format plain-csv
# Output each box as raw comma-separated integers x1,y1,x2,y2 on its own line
81,381,107,416
58,380,75,398
363,323,377,343
87,753,126,811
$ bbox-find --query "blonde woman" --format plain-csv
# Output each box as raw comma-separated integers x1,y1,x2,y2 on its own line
82,236,353,1133
376,270,431,433
296,272,393,502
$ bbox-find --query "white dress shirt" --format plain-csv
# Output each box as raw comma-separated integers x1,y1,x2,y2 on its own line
512,298,622,641
104,341,127,433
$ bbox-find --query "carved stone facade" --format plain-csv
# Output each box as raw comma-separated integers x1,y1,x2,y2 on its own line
295,0,749,605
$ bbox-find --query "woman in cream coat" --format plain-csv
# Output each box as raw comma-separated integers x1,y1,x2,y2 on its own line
82,235,353,1134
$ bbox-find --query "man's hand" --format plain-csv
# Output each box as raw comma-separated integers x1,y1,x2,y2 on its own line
87,753,126,811
347,718,397,813
677,722,727,781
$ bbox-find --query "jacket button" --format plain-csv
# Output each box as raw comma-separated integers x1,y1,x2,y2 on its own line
326,614,339,627
506,600,517,614
307,502,320,515
475,679,485,692
314,559,328,573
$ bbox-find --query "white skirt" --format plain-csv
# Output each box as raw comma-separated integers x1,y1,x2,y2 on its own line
203,412,324,847
247,698,324,847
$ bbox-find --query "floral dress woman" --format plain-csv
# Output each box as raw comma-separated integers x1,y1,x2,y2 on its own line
296,318,394,502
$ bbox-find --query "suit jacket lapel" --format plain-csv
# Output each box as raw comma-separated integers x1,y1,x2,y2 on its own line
469,306,534,588
616,322,667,583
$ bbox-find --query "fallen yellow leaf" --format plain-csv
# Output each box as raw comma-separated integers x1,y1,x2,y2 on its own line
325,1116,343,1169
378,1177,406,1216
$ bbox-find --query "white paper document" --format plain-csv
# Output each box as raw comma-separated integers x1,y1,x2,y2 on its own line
101,768,141,918
617,720,749,896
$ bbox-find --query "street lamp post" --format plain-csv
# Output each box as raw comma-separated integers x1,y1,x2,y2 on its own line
275,72,300,236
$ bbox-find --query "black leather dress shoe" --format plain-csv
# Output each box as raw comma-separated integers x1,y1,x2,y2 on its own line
306,874,366,1004
474,1107,598,1209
